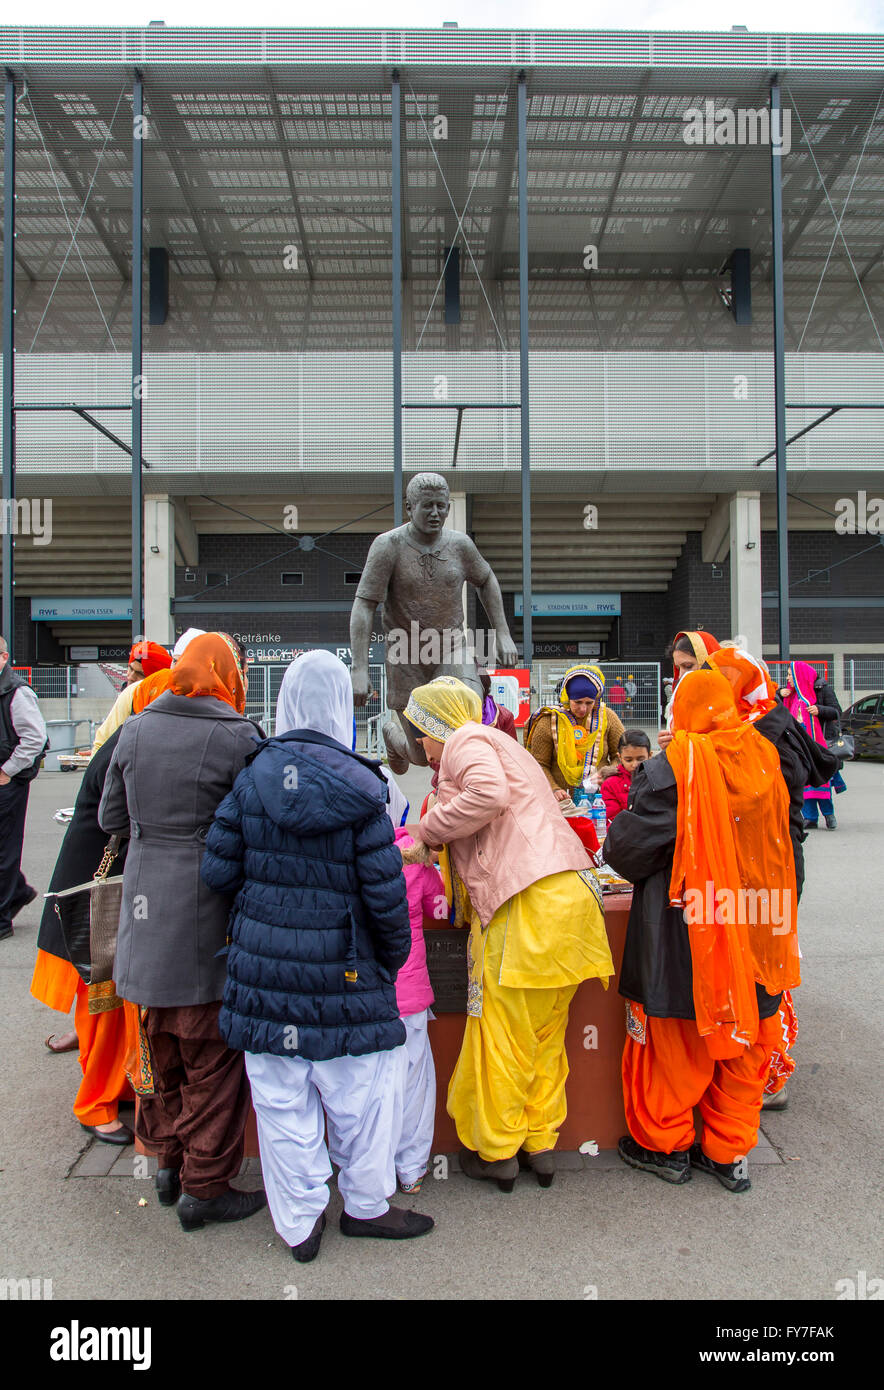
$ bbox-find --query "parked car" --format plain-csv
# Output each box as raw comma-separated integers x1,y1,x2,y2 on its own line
841,693,884,759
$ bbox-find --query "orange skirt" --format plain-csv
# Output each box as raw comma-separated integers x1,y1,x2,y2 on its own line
31,949,135,1125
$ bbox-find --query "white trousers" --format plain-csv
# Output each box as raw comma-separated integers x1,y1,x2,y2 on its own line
245,1045,407,1248
394,1010,437,1185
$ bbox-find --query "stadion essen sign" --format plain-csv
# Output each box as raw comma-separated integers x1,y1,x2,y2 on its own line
514,593,621,618
31,597,133,621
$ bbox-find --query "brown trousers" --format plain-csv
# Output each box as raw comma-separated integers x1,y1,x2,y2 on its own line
136,1001,250,1200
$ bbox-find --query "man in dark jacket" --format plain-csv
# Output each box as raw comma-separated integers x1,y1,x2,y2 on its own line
0,637,48,941
202,651,433,1263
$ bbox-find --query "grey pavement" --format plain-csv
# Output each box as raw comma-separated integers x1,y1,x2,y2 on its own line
1,760,882,1300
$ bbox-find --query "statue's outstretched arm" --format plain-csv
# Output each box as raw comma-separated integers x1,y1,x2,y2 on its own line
476,570,518,667
350,595,376,704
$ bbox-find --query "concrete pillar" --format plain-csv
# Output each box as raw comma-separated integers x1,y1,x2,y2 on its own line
144,494,175,645
729,490,762,656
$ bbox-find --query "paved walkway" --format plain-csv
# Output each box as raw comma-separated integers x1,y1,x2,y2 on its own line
2,762,881,1299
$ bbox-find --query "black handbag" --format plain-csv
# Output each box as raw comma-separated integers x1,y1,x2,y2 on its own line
45,835,124,994
827,732,854,761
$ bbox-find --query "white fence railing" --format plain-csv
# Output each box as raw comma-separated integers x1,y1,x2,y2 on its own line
533,661,662,731
844,658,884,706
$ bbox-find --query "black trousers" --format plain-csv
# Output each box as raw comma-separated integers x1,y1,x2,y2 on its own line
0,778,31,933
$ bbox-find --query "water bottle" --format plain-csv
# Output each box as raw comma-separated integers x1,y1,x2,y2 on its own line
572,785,591,812
589,791,607,846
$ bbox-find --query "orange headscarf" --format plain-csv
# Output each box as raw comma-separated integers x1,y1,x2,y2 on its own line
672,630,720,687
131,666,174,714
667,668,799,1059
705,647,778,723
169,632,245,715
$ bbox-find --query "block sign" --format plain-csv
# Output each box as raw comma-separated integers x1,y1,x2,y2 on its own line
488,668,531,727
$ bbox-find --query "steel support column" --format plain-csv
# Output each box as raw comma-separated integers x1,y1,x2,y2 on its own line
2,72,15,654
131,70,144,638
517,74,532,666
391,70,403,527
770,77,790,659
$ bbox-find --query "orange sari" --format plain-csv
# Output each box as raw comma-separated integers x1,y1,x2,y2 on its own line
667,669,799,1058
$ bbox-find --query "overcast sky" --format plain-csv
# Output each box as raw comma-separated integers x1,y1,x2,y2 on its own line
5,1,884,33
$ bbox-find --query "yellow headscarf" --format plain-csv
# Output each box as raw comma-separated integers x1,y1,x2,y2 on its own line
405,676,483,742
526,664,609,785
408,677,483,933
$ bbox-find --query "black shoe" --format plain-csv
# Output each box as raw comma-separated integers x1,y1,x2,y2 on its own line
156,1167,182,1206
9,885,38,920
825,815,837,830
459,1146,520,1193
177,1187,267,1232
80,1121,135,1146
0,925,13,942
617,1134,691,1184
518,1148,556,1188
291,1213,326,1263
689,1143,751,1193
339,1206,434,1240
802,819,818,831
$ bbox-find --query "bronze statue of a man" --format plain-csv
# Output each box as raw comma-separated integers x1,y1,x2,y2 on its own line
351,472,518,771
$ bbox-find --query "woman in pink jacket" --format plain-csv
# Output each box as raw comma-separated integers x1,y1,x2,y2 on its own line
392,826,446,1194
403,677,613,1192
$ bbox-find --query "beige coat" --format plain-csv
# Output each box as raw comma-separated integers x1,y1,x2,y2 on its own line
417,722,591,926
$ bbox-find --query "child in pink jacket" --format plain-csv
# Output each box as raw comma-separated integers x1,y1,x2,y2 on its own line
393,827,446,1193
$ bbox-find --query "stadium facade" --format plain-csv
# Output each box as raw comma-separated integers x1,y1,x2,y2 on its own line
1,25,883,700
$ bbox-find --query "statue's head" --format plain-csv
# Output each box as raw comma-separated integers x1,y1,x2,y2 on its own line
405,473,450,536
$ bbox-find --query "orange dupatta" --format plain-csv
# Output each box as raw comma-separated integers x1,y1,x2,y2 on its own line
131,666,174,713
169,632,245,714
667,668,799,1059
705,647,778,723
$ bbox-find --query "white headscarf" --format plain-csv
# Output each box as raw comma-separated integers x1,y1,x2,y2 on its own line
380,766,409,829
172,627,207,661
274,650,353,745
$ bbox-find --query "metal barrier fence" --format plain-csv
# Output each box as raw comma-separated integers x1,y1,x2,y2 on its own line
533,661,662,730
13,665,76,716
243,663,387,743
844,658,884,705
767,660,829,689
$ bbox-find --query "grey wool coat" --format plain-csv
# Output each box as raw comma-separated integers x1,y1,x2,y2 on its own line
98,691,264,1006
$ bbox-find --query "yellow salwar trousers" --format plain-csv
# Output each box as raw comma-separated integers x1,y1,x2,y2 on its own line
447,869,613,1162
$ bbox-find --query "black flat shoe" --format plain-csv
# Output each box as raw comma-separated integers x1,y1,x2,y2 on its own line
618,1134,691,1184
177,1187,267,1232
689,1143,751,1193
80,1121,135,1147
339,1206,434,1240
10,886,37,919
291,1213,326,1262
459,1146,520,1193
156,1168,182,1206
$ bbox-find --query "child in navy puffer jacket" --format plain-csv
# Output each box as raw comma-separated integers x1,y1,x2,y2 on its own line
202,652,434,1260
393,827,445,1193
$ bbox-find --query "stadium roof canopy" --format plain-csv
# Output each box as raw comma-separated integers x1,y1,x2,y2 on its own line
1,25,884,353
